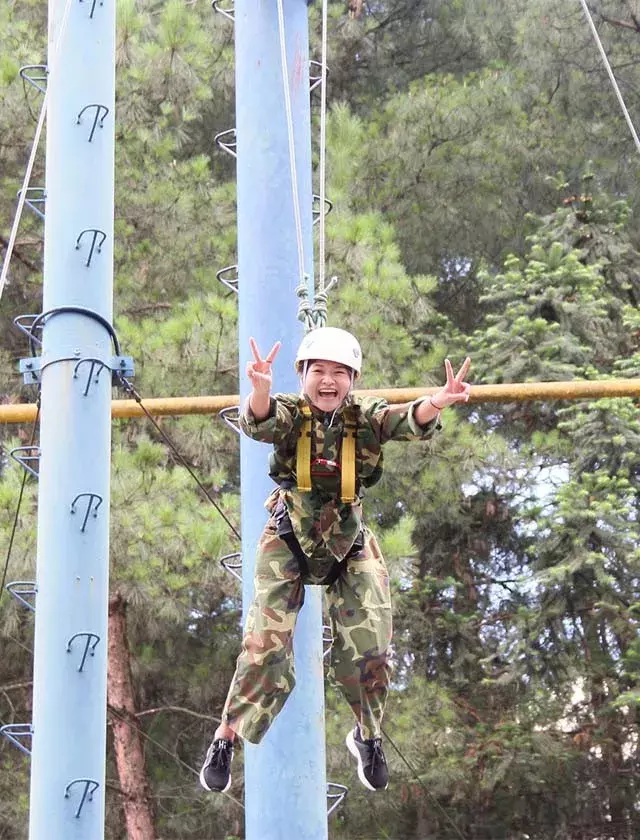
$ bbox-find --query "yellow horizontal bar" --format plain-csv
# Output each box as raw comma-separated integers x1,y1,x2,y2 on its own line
1,379,638,425
362,378,640,404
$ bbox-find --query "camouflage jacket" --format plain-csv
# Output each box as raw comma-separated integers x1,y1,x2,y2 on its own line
240,393,441,561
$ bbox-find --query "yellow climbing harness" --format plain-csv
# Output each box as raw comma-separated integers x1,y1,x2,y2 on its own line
341,408,357,503
296,405,313,493
296,404,357,503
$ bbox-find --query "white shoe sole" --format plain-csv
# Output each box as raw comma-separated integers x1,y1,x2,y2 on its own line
346,730,386,791
199,764,232,793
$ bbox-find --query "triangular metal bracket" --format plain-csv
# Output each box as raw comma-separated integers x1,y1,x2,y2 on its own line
216,264,239,294
309,60,330,94
211,0,234,21
219,406,240,434
20,64,47,95
327,782,348,816
16,187,46,221
220,552,242,582
322,624,333,659
6,581,37,612
13,314,43,348
0,723,33,757
312,194,333,226
214,128,237,159
10,446,41,479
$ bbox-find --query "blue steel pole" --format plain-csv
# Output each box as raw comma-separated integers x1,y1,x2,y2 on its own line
235,0,328,838
28,0,115,835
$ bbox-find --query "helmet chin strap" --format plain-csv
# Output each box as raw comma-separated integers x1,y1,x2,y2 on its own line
299,359,309,400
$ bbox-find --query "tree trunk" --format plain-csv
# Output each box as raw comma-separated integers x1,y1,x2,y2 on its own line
108,592,157,840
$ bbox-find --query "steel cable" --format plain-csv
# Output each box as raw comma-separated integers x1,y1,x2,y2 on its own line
0,398,41,608
0,0,76,302
382,724,467,840
107,705,244,809
116,376,241,541
578,0,640,154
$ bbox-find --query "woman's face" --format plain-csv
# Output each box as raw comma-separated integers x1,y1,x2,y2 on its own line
304,359,353,413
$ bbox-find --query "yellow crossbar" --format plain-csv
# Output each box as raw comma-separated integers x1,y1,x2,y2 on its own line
0,379,638,424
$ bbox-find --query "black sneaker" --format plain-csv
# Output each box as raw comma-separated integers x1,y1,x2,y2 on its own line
199,738,234,792
346,726,389,791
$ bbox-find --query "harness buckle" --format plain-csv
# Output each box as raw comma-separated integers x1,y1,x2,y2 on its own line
310,457,341,477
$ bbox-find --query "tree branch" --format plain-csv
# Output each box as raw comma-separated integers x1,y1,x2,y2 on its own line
0,681,33,692
0,235,40,273
120,303,173,316
598,12,640,33
134,705,220,723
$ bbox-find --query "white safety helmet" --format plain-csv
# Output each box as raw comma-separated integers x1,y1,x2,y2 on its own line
295,327,362,377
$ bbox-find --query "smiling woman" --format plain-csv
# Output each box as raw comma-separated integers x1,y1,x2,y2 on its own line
199,326,472,795
303,361,352,413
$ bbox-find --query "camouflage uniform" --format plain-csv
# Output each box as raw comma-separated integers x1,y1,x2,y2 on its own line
221,393,440,744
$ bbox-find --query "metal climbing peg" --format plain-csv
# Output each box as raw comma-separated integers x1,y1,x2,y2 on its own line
6,581,37,612
76,104,109,142
64,779,100,818
70,493,103,532
0,723,33,756
75,229,107,267
66,632,101,672
72,358,111,396
79,0,104,18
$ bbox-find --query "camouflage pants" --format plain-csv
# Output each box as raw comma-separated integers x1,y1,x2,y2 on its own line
221,520,392,744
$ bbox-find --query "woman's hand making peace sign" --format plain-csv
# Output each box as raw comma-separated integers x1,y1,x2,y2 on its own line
246,337,281,397
431,357,472,410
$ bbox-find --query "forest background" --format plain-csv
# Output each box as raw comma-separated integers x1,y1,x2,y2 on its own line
1,0,639,838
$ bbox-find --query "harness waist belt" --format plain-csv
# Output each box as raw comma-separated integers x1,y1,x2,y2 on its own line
274,501,364,586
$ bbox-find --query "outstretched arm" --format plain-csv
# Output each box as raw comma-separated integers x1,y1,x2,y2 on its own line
414,357,471,426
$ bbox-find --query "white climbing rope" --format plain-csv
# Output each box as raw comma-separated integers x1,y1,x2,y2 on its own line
276,0,307,289
578,0,640,155
276,0,337,332
0,0,76,303
318,0,329,296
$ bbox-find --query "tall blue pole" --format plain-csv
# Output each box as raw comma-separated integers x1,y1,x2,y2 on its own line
28,0,115,835
235,1,328,838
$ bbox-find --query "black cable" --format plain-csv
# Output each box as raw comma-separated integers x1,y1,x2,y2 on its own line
26,307,121,356
116,376,241,541
382,724,467,840
0,397,40,607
